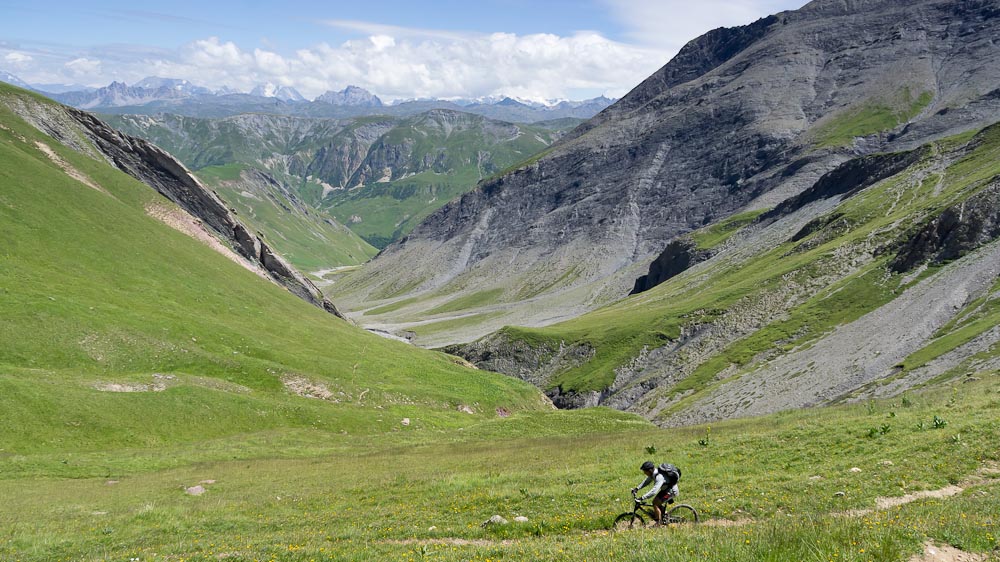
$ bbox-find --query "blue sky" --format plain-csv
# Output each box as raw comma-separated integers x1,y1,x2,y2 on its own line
0,0,806,101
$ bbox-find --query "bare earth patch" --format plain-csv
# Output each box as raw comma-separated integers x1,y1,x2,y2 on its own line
34,141,106,194
145,202,265,278
94,374,176,393
909,541,988,562
281,374,337,401
841,462,999,518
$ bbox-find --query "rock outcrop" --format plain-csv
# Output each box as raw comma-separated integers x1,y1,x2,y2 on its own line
3,92,342,317
631,237,714,295
891,179,1000,273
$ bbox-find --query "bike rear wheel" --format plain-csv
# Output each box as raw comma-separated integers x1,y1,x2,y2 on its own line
665,504,699,524
612,512,645,531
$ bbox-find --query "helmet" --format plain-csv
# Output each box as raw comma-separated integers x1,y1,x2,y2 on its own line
640,461,655,471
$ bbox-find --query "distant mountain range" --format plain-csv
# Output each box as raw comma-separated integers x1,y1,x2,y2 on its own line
105,109,582,255
0,72,615,123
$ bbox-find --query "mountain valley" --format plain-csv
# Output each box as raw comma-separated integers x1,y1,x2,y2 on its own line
105,110,579,270
1,1,998,560
324,0,1000,424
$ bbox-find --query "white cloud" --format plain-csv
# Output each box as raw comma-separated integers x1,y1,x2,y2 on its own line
93,28,666,102
602,0,805,52
4,52,33,68
23,9,790,101
64,57,102,77
2,2,814,100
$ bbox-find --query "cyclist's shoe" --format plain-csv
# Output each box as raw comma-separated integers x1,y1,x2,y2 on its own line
667,497,675,504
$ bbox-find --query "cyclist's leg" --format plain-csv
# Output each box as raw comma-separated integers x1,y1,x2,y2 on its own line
651,496,665,525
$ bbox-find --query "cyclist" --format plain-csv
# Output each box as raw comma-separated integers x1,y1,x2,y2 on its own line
631,460,680,525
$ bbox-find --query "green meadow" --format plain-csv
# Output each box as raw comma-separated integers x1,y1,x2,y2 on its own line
1,377,997,561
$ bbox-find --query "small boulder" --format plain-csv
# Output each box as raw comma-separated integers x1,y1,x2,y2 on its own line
185,485,206,496
481,515,508,527
849,467,862,473
401,418,410,426
834,491,846,498
514,516,530,523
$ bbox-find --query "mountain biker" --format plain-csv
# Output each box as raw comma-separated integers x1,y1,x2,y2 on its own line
632,460,680,525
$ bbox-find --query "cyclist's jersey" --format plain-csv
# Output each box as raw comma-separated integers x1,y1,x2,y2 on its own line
636,469,678,501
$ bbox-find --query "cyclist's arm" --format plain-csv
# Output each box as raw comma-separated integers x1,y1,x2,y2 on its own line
634,475,652,491
640,473,666,500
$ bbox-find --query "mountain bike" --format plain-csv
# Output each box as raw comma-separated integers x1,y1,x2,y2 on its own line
612,490,699,530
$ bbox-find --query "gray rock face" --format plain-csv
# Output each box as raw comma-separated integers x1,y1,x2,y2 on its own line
315,86,383,107
350,0,1000,324
891,177,1000,272
72,110,342,315
631,238,714,295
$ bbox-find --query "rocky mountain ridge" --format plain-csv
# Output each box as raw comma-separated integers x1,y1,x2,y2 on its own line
316,86,384,107
15,76,614,123
333,0,1000,347
106,109,576,250
449,120,1000,424
0,86,341,316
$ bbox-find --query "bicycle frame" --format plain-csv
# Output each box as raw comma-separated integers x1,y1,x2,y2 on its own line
629,490,672,522
612,490,699,530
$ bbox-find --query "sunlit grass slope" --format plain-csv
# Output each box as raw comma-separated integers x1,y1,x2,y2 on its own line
0,85,549,455
1,374,996,561
197,162,379,272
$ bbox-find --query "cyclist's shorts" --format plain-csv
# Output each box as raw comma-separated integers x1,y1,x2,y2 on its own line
657,485,679,501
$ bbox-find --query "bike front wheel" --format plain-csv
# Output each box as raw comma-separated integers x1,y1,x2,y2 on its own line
665,504,699,524
612,512,645,531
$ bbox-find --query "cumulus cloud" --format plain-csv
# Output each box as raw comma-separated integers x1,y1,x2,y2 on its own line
157,28,665,102
23,5,815,101
64,57,102,77
4,52,33,68
4,2,809,99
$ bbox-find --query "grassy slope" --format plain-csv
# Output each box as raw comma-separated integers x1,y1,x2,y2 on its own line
489,123,1000,397
0,87,549,456
1,375,996,561
814,88,935,148
198,163,378,272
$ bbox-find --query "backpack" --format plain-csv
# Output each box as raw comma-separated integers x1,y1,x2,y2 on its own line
658,463,681,485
